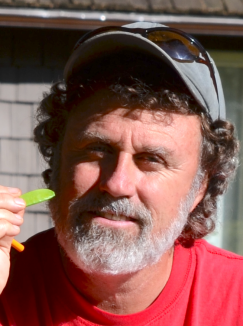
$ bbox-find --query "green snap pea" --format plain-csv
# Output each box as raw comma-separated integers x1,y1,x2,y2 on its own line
12,189,55,252
20,189,55,207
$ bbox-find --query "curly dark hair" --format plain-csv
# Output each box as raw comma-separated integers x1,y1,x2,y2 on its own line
34,52,239,246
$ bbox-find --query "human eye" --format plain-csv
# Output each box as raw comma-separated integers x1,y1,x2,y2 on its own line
87,143,108,152
84,142,112,159
135,153,167,171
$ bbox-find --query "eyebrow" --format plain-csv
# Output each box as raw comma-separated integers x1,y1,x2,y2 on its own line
78,130,112,143
78,131,175,158
141,146,174,158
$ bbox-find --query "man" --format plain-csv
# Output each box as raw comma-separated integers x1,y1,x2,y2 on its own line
0,22,242,325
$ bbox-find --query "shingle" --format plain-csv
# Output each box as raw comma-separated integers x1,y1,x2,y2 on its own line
0,0,13,5
0,0,243,15
15,211,51,242
129,0,150,11
17,81,48,104
15,0,37,6
36,156,47,176
28,175,45,194
17,139,38,174
0,175,30,198
38,0,54,7
51,68,64,82
70,0,91,9
0,175,13,188
35,213,52,233
172,0,205,13
0,102,11,137
13,30,42,67
52,0,71,7
35,146,46,174
32,103,39,138
43,33,70,68
15,212,36,242
93,0,148,11
0,139,18,173
11,175,29,193
27,200,47,212
29,136,47,175
0,67,17,102
11,103,33,138
17,67,52,103
150,0,173,12
203,0,224,13
224,0,243,15
0,29,12,66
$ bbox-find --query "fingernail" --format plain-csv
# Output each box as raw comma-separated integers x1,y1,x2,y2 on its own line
8,187,20,194
14,198,25,206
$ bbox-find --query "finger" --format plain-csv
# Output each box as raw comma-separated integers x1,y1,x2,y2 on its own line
0,222,20,256
0,185,21,197
0,193,26,213
0,220,20,239
0,209,23,226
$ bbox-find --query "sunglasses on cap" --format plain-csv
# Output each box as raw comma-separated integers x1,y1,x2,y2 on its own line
73,26,219,102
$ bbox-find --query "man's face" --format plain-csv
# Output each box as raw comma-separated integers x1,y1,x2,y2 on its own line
52,90,204,274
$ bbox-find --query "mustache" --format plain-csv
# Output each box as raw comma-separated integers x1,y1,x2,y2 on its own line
68,192,153,228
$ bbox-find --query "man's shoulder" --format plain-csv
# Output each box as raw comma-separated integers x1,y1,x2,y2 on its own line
1,229,63,324
24,227,56,246
194,238,243,261
192,239,243,278
10,228,57,269
6,228,59,294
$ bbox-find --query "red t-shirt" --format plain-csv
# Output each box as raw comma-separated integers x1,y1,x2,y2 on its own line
0,228,242,325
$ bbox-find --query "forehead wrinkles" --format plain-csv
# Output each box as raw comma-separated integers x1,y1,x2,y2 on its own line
69,104,174,127
65,108,159,141
88,109,176,136
65,107,202,154
90,109,199,142
84,110,175,147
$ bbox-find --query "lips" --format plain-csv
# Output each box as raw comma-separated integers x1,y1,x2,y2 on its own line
89,211,135,222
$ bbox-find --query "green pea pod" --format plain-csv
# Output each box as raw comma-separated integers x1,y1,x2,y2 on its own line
12,189,55,252
20,189,55,207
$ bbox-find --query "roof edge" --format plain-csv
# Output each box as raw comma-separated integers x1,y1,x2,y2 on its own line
0,8,243,35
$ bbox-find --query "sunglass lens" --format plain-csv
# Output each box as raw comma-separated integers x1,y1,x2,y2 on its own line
147,31,201,63
160,39,197,62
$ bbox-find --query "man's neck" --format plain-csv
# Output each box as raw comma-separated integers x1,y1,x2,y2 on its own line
61,247,174,315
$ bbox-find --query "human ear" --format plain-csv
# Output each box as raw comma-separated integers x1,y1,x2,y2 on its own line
189,175,208,213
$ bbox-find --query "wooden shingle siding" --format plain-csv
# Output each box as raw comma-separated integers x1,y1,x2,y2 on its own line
11,103,33,138
0,29,82,242
17,75,51,103
0,101,51,242
0,103,11,137
0,68,18,101
0,31,12,66
19,211,53,241
0,29,67,242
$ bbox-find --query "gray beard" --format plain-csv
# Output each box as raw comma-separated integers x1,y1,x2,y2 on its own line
54,170,203,275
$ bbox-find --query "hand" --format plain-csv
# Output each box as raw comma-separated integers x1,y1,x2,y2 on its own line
0,186,25,294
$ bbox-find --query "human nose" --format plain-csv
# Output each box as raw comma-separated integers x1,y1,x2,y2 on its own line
99,152,136,198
